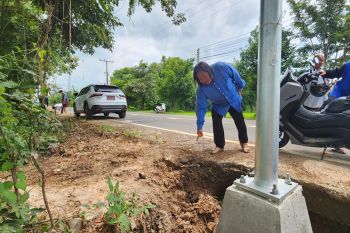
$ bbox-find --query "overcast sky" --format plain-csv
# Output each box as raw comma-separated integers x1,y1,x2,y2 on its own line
52,0,292,91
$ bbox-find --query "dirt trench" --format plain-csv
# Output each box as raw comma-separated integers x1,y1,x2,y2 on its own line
143,156,350,233
25,118,350,233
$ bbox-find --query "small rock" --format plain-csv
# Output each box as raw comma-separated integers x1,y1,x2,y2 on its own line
31,151,39,159
139,173,146,179
69,218,83,233
48,229,60,233
53,169,62,174
112,170,122,177
130,219,137,230
207,222,216,232
180,158,189,164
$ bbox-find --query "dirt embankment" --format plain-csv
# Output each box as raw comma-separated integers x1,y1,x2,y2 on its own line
25,118,350,232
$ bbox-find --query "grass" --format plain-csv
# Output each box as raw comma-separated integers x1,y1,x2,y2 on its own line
122,129,142,139
132,110,256,120
97,124,142,139
97,124,117,133
243,112,256,120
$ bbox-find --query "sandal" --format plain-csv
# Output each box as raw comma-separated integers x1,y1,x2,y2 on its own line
211,147,224,154
330,148,346,154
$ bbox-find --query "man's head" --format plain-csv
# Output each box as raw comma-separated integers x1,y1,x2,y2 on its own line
193,62,213,85
313,54,325,70
58,90,63,94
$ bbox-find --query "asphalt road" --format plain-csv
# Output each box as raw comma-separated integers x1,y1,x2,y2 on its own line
105,111,350,162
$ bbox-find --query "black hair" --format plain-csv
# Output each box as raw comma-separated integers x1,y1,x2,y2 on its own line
193,62,212,85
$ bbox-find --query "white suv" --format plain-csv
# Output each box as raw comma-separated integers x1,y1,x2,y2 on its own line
73,85,127,119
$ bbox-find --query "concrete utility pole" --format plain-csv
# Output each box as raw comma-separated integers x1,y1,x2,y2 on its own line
217,1,313,232
196,48,200,64
99,59,113,85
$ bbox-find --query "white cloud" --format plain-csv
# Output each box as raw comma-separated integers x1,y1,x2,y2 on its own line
54,0,290,91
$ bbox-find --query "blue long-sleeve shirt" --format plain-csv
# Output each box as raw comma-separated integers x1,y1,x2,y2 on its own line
324,61,350,98
195,62,246,130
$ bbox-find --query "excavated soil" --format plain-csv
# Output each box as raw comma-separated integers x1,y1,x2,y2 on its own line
25,117,350,233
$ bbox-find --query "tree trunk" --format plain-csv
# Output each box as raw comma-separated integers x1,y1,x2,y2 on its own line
31,156,54,228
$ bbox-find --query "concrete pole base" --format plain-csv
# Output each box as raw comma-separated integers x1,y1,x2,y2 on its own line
217,184,313,233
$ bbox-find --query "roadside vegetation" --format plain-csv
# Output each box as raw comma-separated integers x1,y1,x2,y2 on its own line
0,0,184,231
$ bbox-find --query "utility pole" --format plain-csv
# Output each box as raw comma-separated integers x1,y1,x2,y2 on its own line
68,0,72,92
99,59,113,85
196,48,200,64
217,0,312,232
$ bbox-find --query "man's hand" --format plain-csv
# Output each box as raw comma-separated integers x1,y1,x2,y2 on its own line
319,70,326,76
197,130,203,139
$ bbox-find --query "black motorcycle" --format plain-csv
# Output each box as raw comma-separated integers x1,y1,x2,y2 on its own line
279,68,350,159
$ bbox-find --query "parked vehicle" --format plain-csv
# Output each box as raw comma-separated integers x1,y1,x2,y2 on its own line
73,85,127,119
279,68,350,158
155,103,166,114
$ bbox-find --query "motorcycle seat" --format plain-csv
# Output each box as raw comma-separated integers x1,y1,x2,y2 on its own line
323,96,350,113
293,105,350,130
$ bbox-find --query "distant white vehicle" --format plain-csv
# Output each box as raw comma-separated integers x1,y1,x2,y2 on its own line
73,85,127,119
155,103,166,113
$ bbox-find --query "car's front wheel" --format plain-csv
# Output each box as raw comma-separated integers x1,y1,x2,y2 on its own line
118,111,126,119
73,104,80,118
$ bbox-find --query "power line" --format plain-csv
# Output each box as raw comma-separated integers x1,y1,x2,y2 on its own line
202,51,241,63
199,33,251,50
200,50,240,60
176,18,293,62
123,0,244,53
122,0,229,52
176,32,251,56
199,39,249,55
116,0,297,67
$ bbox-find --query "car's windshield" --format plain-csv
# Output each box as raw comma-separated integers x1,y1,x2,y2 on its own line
94,85,120,93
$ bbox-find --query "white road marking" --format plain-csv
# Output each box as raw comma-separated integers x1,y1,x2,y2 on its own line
117,120,350,165
118,120,255,147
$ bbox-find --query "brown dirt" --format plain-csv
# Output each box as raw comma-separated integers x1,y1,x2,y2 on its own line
25,117,350,232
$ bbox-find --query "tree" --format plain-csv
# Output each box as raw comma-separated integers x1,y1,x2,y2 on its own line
111,57,195,111
157,57,195,111
0,1,185,230
288,0,349,65
0,0,185,87
30,0,185,54
333,5,350,64
111,61,159,110
235,29,298,111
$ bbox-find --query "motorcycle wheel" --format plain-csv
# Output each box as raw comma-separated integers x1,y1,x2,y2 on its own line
279,128,289,148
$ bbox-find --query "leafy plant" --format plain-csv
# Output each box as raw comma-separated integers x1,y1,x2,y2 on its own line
0,76,62,231
81,177,156,233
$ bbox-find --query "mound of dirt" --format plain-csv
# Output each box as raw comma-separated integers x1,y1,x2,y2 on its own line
25,117,350,233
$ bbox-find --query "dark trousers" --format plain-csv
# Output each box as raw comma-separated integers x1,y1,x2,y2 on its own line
211,107,248,148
